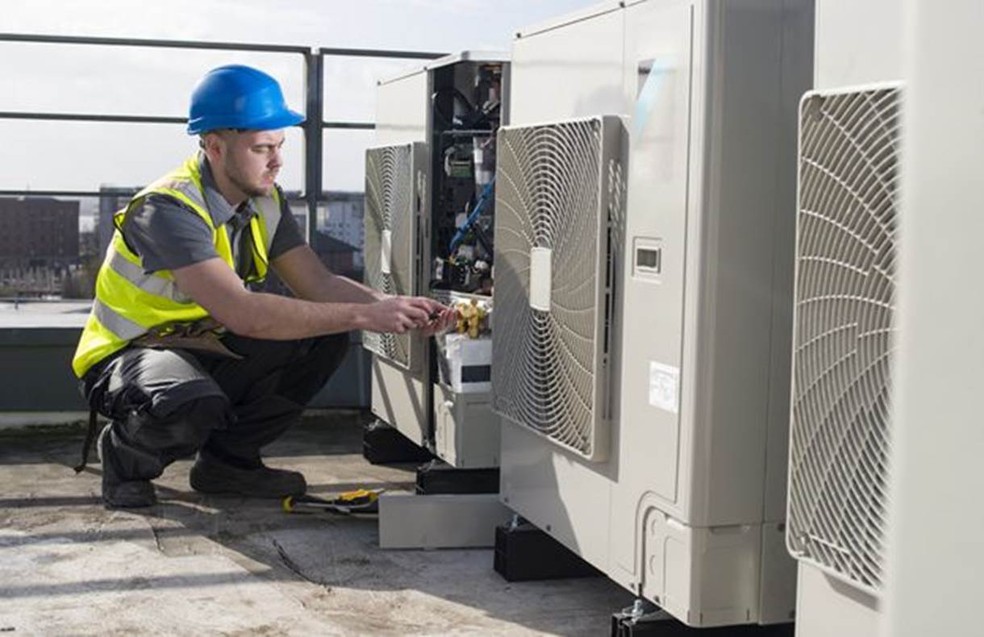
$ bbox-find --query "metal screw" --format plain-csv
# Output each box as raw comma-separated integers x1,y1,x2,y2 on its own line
808,94,825,121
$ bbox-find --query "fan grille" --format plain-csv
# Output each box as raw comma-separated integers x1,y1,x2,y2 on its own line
492,116,622,460
363,144,418,369
788,86,901,594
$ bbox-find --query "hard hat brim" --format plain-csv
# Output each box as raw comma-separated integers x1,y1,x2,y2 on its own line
186,108,305,135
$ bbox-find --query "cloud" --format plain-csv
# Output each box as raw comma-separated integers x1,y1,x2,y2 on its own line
1,0,595,192
382,0,485,14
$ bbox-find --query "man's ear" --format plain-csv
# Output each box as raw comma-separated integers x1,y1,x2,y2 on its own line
200,132,223,160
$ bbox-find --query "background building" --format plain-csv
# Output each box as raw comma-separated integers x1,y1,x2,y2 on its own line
321,192,365,270
310,230,359,278
0,197,78,264
98,188,364,290
0,197,79,295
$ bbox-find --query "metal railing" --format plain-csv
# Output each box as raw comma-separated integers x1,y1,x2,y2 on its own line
0,32,444,228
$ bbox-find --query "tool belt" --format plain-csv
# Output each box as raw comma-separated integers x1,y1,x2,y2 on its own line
131,317,242,359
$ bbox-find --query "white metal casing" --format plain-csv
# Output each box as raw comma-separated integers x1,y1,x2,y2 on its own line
434,384,500,469
883,2,984,634
814,0,903,90
790,2,904,636
371,68,431,447
795,564,880,636
498,0,812,627
376,65,429,146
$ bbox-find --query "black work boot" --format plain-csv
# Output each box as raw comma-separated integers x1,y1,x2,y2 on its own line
99,425,157,509
189,449,306,498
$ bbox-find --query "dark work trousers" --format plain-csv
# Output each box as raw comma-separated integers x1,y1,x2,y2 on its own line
80,332,349,482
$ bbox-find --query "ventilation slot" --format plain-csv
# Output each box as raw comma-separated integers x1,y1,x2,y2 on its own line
788,85,901,596
363,143,423,370
491,116,625,461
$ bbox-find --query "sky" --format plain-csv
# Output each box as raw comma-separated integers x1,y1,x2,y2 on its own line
1,0,596,195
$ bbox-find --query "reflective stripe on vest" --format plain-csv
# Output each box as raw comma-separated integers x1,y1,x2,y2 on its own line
108,249,191,302
91,297,146,340
71,153,282,378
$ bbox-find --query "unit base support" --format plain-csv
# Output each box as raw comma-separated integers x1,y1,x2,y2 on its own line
493,519,603,582
378,492,512,549
416,459,499,494
362,418,434,464
610,600,794,637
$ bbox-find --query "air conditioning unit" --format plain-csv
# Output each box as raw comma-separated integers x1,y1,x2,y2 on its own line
785,2,904,635
367,53,509,468
495,0,813,627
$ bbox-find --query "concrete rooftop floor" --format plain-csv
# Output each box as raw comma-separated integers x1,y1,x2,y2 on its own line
0,411,634,636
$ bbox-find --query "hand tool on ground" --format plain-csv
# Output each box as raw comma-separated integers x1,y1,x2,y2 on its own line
282,488,384,515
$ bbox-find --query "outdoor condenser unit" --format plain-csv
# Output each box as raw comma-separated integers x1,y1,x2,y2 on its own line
784,2,905,635
366,53,509,468
365,73,431,448
494,0,813,627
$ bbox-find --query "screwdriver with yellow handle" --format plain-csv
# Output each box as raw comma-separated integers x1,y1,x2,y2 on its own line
282,488,384,515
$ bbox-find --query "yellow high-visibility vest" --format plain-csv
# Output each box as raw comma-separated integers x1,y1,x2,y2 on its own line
71,153,283,378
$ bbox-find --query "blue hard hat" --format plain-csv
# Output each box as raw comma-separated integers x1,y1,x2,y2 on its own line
187,65,304,135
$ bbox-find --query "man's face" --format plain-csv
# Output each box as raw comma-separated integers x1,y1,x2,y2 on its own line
211,129,285,199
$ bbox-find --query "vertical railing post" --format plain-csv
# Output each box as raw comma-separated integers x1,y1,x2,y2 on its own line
303,49,324,241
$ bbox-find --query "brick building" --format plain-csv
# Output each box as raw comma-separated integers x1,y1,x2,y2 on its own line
0,197,79,265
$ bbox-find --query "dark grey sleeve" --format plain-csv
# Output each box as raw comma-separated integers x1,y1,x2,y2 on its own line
268,192,306,260
123,194,219,274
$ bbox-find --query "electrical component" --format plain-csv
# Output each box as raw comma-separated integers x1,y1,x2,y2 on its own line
430,63,503,297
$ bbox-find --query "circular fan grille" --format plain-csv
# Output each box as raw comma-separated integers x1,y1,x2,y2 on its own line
492,118,610,459
364,144,415,368
788,86,901,594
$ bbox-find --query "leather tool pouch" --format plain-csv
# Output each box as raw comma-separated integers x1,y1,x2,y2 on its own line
131,317,243,359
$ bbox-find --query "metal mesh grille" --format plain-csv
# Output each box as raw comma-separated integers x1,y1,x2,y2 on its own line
492,116,622,461
363,144,417,369
788,86,901,595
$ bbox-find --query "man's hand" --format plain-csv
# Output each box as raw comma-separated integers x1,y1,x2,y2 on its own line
363,296,453,335
420,305,457,337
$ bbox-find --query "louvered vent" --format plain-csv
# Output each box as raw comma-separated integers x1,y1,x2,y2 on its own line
363,143,424,370
788,85,901,595
491,116,625,461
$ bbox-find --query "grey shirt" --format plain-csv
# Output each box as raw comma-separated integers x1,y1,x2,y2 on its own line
122,154,304,277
